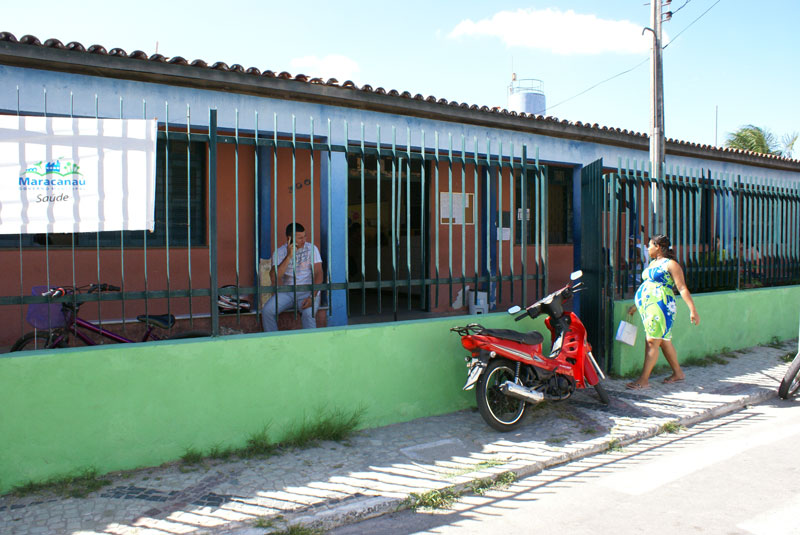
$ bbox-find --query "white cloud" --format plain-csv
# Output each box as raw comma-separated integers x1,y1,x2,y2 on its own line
448,8,651,55
288,54,360,82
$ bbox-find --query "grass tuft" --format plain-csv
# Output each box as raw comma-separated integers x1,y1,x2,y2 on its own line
607,438,624,452
706,354,729,365
659,421,686,434
12,468,111,498
242,427,276,457
180,448,204,465
173,406,364,467
767,336,783,349
684,356,712,368
253,516,275,529
780,352,798,364
283,407,365,448
270,525,323,535
445,459,504,479
208,444,234,460
408,487,460,510
495,471,518,486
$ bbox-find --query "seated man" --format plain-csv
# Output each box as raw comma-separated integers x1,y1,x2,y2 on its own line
261,222,323,332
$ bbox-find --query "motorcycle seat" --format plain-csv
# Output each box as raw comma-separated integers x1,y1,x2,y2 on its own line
481,328,544,346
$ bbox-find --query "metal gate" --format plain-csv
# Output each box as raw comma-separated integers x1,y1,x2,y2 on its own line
579,159,613,370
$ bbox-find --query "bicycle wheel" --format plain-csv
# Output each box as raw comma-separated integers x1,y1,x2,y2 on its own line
778,353,800,399
11,330,68,351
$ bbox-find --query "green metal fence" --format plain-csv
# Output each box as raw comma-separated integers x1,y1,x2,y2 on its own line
605,159,800,299
0,102,550,348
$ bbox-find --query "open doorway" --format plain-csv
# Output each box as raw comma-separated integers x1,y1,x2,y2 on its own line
346,154,427,322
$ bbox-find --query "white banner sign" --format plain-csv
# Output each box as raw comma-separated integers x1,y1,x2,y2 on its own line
0,116,157,234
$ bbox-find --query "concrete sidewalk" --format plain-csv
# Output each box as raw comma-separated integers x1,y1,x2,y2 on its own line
1,340,797,535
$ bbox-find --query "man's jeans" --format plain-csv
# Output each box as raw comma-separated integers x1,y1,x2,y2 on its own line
261,291,320,332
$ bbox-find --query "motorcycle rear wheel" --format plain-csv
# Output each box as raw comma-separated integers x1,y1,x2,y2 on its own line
476,358,527,432
778,353,800,399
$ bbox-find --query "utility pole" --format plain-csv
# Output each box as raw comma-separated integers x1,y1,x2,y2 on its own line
646,0,667,232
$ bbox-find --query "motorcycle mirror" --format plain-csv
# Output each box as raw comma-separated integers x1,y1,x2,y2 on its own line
507,305,522,315
570,270,583,281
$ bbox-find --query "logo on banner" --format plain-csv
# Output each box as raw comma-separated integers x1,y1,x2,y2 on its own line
18,158,86,203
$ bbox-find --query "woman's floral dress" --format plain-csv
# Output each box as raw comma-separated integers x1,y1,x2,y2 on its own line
634,258,678,340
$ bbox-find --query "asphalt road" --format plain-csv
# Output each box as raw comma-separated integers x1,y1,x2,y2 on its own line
330,396,800,535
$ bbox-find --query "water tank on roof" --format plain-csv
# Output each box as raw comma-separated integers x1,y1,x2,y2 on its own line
507,75,546,116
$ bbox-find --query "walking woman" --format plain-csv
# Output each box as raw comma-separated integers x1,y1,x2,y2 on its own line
626,235,700,389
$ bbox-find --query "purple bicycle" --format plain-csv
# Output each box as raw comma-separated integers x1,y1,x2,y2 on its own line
11,283,208,351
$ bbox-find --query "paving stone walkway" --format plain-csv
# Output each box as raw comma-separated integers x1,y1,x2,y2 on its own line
1,340,797,535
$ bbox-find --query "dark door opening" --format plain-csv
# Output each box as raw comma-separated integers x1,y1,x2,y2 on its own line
347,154,428,322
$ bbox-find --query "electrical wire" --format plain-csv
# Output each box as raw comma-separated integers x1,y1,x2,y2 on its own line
670,0,693,16
546,58,649,112
547,0,723,113
664,0,723,49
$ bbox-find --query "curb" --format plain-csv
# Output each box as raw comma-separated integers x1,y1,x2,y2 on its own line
226,386,779,534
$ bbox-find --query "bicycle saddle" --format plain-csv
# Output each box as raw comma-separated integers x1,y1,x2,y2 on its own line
480,328,544,346
136,314,176,329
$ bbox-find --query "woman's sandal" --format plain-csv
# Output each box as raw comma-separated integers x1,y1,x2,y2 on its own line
662,376,685,384
626,382,648,390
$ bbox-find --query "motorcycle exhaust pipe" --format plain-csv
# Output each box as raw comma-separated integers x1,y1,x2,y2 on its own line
499,381,545,404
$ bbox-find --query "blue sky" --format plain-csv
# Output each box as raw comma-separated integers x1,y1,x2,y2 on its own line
3,1,797,150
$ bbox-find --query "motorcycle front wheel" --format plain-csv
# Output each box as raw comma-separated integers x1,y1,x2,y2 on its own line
476,358,527,432
778,352,800,399
594,382,610,405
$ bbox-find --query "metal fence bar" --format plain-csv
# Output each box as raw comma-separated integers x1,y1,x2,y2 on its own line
327,119,333,317
118,97,126,334
376,126,383,313
359,122,366,314
164,102,172,329
520,145,527,305
472,137,479,307
309,117,316,319
185,104,192,327
447,134,454,307
419,131,427,311
209,109,219,336
492,140,501,306
233,110,241,325
460,135,466,306
434,132,440,308
254,111,261,322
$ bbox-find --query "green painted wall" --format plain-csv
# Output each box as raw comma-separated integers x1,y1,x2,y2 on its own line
3,285,796,492
0,312,548,493
611,285,800,376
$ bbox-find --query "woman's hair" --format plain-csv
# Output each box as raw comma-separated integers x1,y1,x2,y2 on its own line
651,234,677,261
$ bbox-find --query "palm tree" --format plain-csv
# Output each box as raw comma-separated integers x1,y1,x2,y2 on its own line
725,125,798,158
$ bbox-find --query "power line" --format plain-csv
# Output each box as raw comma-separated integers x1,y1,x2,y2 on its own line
546,0,723,113
547,58,649,112
663,0,723,49
670,0,694,16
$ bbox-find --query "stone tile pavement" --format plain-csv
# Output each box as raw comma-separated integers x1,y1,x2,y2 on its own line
1,340,797,535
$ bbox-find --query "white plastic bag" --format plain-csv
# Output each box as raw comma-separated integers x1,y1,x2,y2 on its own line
615,320,638,346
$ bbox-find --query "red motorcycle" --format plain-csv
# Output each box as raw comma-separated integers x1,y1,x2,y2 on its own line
451,270,609,431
